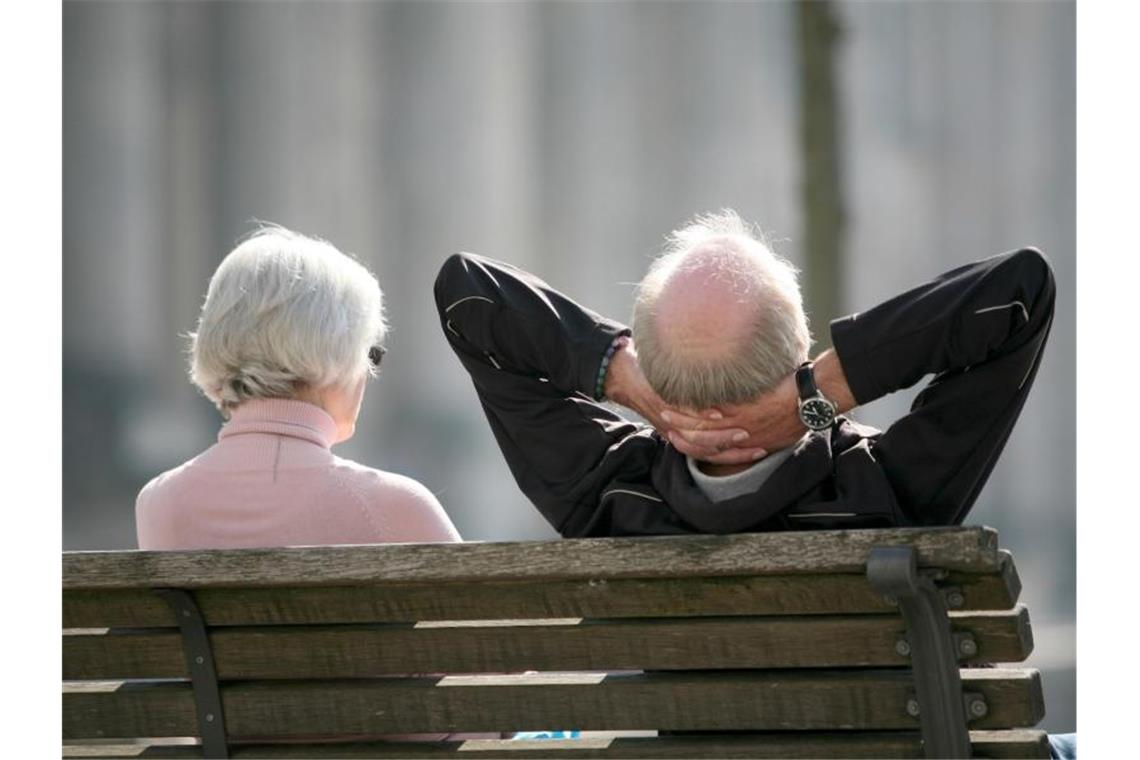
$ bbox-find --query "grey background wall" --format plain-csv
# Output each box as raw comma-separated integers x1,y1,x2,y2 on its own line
63,0,1075,731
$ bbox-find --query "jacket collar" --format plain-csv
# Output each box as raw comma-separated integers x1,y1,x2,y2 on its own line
218,398,338,449
652,427,836,533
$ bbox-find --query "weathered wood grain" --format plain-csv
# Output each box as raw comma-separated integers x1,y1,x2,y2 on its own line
59,529,1041,758
967,729,1052,759
63,527,1001,590
63,563,1018,628
62,607,1033,680
60,730,1051,759
63,681,198,740
62,668,1043,739
994,550,1022,606
950,606,1034,664
959,669,1047,730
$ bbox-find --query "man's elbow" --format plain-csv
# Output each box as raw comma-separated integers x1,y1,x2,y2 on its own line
1012,246,1053,278
433,252,472,315
1010,246,1056,312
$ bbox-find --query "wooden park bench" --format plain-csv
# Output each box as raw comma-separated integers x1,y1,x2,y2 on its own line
63,526,1048,758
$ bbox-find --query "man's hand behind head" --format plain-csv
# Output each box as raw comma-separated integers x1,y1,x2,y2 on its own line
605,340,767,464
662,373,803,464
661,348,858,464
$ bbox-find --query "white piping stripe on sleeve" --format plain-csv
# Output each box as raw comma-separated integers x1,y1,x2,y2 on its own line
445,319,460,337
601,488,664,503
974,301,1046,389
445,295,496,313
975,301,1029,322
485,353,502,370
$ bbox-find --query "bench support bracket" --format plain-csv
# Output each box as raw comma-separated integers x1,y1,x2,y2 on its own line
155,588,229,759
867,546,972,759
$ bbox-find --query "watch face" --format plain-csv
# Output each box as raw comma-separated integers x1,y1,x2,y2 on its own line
800,398,836,430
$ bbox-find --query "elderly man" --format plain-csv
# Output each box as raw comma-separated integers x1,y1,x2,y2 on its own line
434,210,1055,536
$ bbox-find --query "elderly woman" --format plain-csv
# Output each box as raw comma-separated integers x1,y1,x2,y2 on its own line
136,225,461,550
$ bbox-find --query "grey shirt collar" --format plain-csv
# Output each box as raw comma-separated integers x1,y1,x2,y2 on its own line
685,439,803,502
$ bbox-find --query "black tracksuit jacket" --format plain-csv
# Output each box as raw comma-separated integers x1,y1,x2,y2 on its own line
433,247,1056,537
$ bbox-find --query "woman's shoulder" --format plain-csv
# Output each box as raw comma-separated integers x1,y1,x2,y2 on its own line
136,455,203,506
328,457,461,541
135,454,214,549
328,457,431,499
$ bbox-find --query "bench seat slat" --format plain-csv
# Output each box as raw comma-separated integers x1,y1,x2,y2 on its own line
62,669,1044,740
62,608,1034,680
62,528,1001,590
60,730,1052,759
63,561,1020,628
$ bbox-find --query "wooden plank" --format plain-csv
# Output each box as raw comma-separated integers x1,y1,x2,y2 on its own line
993,550,1022,607
60,730,1051,759
968,730,1052,759
62,527,1001,590
63,681,198,740
950,606,1034,664
62,740,199,759
63,608,1033,680
62,668,1043,740
63,565,1019,628
960,669,1046,730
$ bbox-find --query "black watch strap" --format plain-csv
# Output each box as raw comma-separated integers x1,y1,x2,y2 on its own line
795,361,818,400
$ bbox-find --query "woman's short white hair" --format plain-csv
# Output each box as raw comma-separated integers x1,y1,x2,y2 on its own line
632,209,811,408
189,225,387,414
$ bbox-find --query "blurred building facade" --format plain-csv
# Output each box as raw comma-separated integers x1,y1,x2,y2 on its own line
63,0,1075,730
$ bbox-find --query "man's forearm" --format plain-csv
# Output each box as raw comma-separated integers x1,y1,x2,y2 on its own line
828,248,1053,406
770,251,1051,436
669,251,1052,460
813,348,858,414
434,252,629,397
434,252,672,537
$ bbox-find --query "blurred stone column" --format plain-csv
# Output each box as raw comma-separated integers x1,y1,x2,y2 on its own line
64,1,166,376
63,1,172,544
796,0,846,346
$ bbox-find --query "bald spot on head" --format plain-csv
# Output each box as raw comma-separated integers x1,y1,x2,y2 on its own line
652,237,764,364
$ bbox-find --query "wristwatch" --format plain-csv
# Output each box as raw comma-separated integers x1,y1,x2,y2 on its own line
795,361,838,431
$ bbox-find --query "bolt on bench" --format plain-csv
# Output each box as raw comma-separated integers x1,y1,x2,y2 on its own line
62,526,1048,758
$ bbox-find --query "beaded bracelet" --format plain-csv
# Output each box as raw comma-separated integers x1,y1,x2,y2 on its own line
594,335,631,400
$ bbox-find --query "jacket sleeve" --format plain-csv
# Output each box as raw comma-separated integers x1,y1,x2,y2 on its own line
828,247,1057,523
433,252,665,536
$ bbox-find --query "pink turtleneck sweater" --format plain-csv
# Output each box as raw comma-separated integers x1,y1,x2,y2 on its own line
136,398,461,550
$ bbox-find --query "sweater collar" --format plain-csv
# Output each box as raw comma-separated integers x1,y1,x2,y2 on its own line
218,398,338,449
685,444,799,502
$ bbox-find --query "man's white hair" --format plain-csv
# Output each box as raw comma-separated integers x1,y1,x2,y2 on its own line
632,209,811,408
189,225,387,414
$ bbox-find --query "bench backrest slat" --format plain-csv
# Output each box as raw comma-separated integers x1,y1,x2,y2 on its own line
63,669,1043,740
62,607,1032,680
62,527,1001,589
63,557,1020,628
